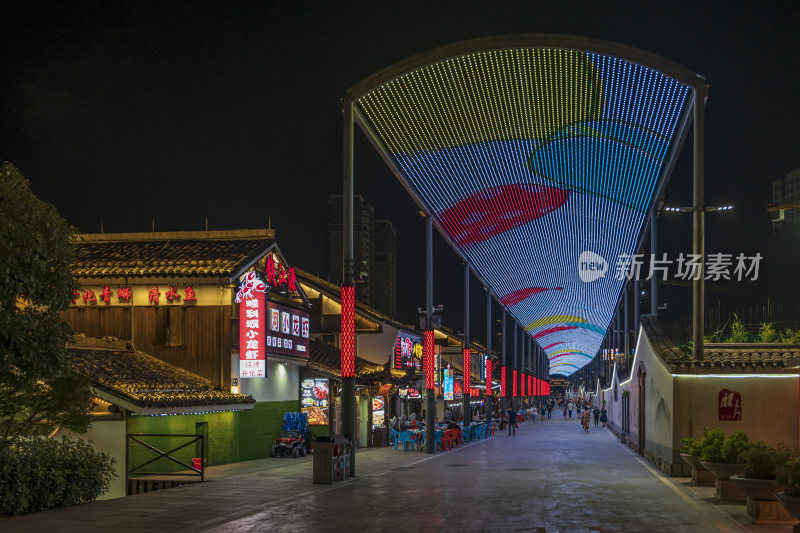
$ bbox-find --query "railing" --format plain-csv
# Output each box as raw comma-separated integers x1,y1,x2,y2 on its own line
126,433,206,495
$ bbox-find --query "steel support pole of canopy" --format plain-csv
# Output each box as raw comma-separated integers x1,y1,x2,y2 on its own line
485,291,493,420
651,211,659,315
692,88,706,361
501,311,507,414
341,97,356,477
463,263,470,424
424,215,435,453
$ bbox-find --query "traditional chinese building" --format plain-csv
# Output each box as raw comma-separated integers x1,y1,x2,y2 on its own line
64,227,314,496
598,315,800,476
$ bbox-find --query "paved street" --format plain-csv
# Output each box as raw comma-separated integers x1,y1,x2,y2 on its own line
2,418,791,532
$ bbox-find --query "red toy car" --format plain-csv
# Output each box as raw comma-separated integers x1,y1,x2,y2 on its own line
270,430,306,458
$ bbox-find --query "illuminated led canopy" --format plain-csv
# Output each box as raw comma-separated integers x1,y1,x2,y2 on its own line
349,36,703,376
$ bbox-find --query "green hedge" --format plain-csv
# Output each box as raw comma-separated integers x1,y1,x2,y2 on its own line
0,437,116,517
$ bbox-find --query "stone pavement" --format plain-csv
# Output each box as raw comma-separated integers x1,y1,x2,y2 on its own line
1,417,794,532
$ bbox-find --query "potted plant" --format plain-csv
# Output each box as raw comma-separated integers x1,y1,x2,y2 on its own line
776,453,800,520
700,429,751,500
730,442,784,500
680,434,712,484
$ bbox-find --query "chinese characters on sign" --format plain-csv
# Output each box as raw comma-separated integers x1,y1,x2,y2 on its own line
70,285,197,305
264,255,298,293
393,333,422,371
612,253,763,282
239,280,266,379
718,389,742,421
443,367,454,400
265,301,310,359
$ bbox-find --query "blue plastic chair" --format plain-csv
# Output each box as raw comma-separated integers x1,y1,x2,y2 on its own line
461,427,471,445
389,428,400,446
395,431,417,451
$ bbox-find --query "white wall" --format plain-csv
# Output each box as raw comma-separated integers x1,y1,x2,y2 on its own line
238,361,300,402
674,374,799,448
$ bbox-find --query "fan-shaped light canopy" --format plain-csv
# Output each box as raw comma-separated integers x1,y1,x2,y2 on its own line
349,35,704,376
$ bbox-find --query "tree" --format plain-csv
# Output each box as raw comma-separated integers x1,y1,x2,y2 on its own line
0,162,92,449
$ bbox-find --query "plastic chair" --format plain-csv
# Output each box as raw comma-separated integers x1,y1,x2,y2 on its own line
460,427,471,445
434,430,444,452
389,428,400,446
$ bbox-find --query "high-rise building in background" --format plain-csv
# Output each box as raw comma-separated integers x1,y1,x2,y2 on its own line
328,195,397,316
768,168,800,304
372,219,397,317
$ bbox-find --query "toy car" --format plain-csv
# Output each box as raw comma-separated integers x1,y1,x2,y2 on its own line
270,430,306,458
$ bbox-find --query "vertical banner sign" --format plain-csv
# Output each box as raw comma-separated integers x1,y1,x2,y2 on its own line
513,370,518,397
424,330,435,390
479,354,487,382
238,278,266,378
501,366,506,398
443,367,454,400
485,358,492,397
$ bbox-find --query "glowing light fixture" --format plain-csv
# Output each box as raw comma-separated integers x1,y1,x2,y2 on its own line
354,42,696,376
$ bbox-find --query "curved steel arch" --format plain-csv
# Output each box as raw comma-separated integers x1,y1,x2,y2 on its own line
346,35,705,376
347,34,707,99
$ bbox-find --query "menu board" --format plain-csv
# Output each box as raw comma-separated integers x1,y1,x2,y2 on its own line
300,378,329,425
372,396,385,427
399,387,421,399
443,367,454,401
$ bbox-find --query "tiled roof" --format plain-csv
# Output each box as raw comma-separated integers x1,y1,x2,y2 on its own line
68,339,255,412
72,232,273,278
641,315,800,373
308,339,414,383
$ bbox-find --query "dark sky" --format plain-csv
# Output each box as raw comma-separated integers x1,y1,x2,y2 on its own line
2,1,798,344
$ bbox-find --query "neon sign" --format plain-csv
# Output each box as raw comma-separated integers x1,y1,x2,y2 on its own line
239,278,266,378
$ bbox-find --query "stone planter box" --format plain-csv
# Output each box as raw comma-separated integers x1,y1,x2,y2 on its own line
701,462,746,500
730,474,779,501
775,493,800,529
729,475,796,524
681,454,713,485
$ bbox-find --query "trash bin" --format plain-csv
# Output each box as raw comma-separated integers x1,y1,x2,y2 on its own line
192,458,203,471
313,435,352,484
372,427,387,448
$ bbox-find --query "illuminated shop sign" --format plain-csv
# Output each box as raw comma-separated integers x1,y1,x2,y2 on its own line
479,354,487,382
70,285,197,306
239,275,266,378
267,302,310,359
443,366,454,401
301,378,329,425
399,387,421,399
393,332,422,371
372,396,385,427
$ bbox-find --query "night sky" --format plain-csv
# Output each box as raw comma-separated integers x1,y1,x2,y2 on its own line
2,2,798,344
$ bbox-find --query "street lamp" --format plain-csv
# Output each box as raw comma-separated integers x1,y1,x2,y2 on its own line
662,202,734,360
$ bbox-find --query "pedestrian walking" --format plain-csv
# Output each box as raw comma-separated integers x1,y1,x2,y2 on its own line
507,407,517,436
562,404,567,421
593,407,600,427
600,406,608,427
581,408,590,433
567,401,574,418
